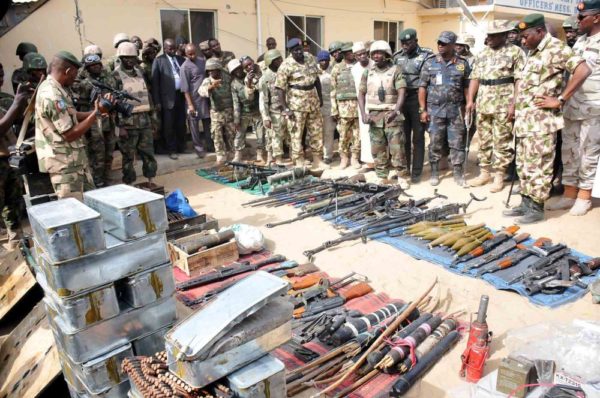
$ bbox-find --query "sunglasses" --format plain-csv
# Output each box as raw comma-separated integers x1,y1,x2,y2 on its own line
578,12,599,21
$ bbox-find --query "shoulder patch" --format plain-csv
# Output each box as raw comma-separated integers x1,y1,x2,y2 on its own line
54,99,66,112
456,64,465,72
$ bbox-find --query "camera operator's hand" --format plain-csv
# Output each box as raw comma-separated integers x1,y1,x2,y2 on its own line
94,98,110,117
15,83,34,111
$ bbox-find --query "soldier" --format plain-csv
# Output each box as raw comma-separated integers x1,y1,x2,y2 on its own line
548,0,600,216
358,40,409,187
507,21,521,47
502,13,591,224
12,42,37,94
112,42,157,185
331,42,360,169
455,34,476,67
22,53,48,86
131,35,143,51
562,16,580,47
328,41,344,71
257,37,277,63
199,41,213,60
35,51,108,199
393,28,432,182
275,38,327,169
419,31,471,187
259,49,287,165
467,20,525,193
230,58,265,163
76,53,118,187
316,50,335,164
140,45,158,87
199,59,235,166
352,42,374,169
108,33,130,71
208,38,236,65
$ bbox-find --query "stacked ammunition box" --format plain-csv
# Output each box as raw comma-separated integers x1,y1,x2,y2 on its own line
28,185,177,398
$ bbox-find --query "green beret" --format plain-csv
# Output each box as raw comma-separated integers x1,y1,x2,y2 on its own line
16,42,38,57
340,41,353,52
518,14,546,31
55,50,82,68
400,28,417,41
577,0,600,11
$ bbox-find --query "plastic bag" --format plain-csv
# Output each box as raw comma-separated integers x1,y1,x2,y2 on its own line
165,189,197,218
220,224,264,255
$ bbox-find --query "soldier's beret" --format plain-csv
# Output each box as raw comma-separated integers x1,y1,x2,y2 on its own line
518,14,545,31
400,28,417,41
437,31,458,44
55,50,82,68
578,0,600,11
286,38,302,49
316,50,330,62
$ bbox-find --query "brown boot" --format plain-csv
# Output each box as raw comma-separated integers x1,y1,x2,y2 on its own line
295,157,305,167
233,150,243,162
274,155,283,166
351,154,361,169
312,154,330,170
214,155,227,167
489,171,505,193
338,154,349,169
255,149,265,165
469,168,492,187
265,152,273,166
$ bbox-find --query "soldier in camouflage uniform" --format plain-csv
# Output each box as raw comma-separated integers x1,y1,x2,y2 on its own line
467,20,525,193
259,50,287,165
12,42,37,94
455,34,476,68
229,58,266,163
507,21,521,47
328,41,344,72
502,13,590,224
108,33,130,72
112,42,157,185
199,59,236,165
22,53,47,87
208,39,236,66
76,54,118,187
331,42,361,169
419,31,471,187
317,50,335,164
393,29,432,182
548,0,600,216
35,51,106,199
275,38,328,169
562,15,580,48
358,40,409,188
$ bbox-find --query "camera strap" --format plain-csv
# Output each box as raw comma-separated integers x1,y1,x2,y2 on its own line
16,78,42,149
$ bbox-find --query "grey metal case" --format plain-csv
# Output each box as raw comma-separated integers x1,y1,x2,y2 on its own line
116,262,175,309
227,354,287,398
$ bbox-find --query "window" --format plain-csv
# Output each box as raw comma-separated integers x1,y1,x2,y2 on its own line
373,21,404,54
160,9,216,45
284,15,323,55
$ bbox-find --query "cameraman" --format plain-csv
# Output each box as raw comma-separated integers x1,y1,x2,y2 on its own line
0,64,31,248
75,53,118,187
34,51,111,200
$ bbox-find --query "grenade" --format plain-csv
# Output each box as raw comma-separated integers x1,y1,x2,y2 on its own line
378,82,386,102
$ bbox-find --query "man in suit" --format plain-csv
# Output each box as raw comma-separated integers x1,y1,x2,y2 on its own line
151,38,187,159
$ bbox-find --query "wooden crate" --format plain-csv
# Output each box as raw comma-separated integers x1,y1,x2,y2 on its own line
168,232,239,277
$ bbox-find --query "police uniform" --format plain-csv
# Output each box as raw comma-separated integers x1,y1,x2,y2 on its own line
0,92,22,234
393,29,432,179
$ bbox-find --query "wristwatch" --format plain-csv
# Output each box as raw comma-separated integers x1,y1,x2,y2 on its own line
557,95,566,106
418,108,425,114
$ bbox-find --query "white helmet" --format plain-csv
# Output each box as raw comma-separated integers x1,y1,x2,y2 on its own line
369,40,392,56
227,59,242,74
83,44,102,57
116,42,138,57
113,33,130,48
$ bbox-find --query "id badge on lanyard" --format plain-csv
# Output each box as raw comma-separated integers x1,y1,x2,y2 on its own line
435,72,443,85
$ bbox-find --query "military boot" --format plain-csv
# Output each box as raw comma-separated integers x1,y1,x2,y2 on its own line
215,155,227,167
256,149,265,165
295,157,305,167
274,155,284,166
312,154,330,170
469,167,492,187
351,154,361,169
233,150,243,162
338,154,349,169
453,165,466,187
6,227,23,250
430,163,440,186
502,195,529,217
489,171,505,193
516,198,545,224
265,152,273,166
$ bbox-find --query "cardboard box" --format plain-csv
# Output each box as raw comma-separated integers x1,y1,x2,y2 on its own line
168,231,239,276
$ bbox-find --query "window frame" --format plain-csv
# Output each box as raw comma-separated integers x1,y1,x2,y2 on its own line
158,8,217,45
284,14,324,54
373,20,405,46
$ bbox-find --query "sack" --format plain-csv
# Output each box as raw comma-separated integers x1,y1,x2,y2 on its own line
221,224,264,255
165,189,197,217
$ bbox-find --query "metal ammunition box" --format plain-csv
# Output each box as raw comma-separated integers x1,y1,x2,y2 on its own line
28,198,106,263
131,324,172,356
227,354,287,398
38,232,169,298
496,356,537,398
38,271,120,331
66,378,130,398
116,262,175,309
47,296,177,363
84,184,168,241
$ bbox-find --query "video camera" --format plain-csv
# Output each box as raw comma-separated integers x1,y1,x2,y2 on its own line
90,80,140,118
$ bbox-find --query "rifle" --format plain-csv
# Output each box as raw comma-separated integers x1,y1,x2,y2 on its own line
459,232,530,273
475,238,555,277
521,257,600,295
293,282,374,318
507,247,571,285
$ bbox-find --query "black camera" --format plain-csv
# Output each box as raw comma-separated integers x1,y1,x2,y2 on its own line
9,138,38,174
90,80,140,118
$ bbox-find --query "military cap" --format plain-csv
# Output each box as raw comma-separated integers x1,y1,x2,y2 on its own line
518,14,545,31
199,40,210,51
328,41,343,53
562,15,579,29
205,58,222,71
16,42,38,57
264,49,282,67
437,31,458,44
487,20,513,34
55,50,82,68
578,0,600,11
286,38,302,49
23,53,47,71
316,50,330,62
352,41,367,53
340,41,353,52
400,28,417,41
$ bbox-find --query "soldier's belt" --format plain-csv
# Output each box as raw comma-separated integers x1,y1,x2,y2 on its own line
480,77,514,86
288,84,315,91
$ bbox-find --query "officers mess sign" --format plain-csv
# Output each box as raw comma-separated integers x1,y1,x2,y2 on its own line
495,0,577,15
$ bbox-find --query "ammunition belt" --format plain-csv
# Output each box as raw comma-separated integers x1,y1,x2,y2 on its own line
480,77,514,86
289,83,315,91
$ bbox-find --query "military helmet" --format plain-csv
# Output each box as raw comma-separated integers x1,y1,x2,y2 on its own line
205,58,222,71
227,59,242,74
456,34,475,48
83,54,102,67
340,41,353,52
116,42,138,57
369,40,392,56
83,44,103,57
113,33,130,48
264,49,282,67
328,41,343,53
562,15,579,30
16,42,37,57
23,52,47,71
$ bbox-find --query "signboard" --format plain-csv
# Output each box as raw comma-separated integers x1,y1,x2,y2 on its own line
495,0,578,15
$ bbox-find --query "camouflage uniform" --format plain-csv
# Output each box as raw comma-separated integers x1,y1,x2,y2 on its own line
212,51,236,68
107,55,121,72
113,66,157,184
514,33,583,203
330,61,360,156
231,77,265,152
11,68,29,94
419,54,471,166
471,44,525,172
275,55,323,161
259,68,288,158
34,76,94,199
199,74,235,157
75,69,118,186
318,67,335,160
0,92,21,230
359,61,407,178
562,33,600,191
